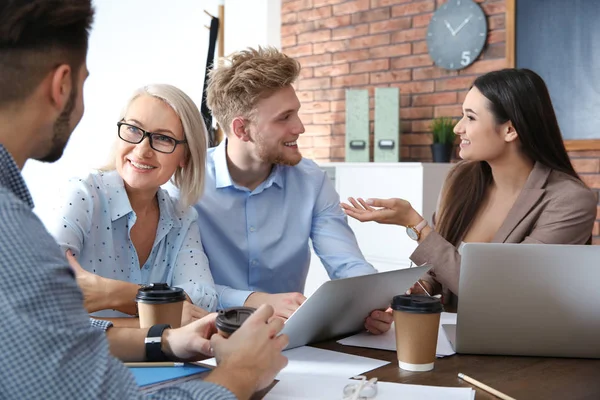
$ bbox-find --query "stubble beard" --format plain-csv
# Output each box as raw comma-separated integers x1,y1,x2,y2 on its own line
39,88,77,163
254,133,302,167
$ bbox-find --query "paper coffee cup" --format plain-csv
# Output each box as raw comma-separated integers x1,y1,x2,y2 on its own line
215,307,256,338
136,283,186,329
392,295,443,372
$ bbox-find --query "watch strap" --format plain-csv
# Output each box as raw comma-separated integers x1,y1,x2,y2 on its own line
415,219,428,232
145,323,171,362
407,219,428,241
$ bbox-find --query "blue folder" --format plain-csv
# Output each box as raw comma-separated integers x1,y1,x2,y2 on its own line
129,364,210,387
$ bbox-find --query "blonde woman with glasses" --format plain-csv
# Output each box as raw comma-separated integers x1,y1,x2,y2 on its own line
48,84,217,326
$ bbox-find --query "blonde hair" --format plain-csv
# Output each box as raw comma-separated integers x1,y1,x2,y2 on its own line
206,46,301,133
102,84,207,208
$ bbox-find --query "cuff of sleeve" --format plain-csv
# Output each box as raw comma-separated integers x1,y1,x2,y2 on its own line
410,231,445,296
89,318,113,331
216,285,254,309
410,230,444,267
178,283,219,312
410,231,459,295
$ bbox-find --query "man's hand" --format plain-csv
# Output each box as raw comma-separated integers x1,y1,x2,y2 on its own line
181,301,209,326
162,313,217,361
364,308,393,335
66,250,110,313
105,314,217,362
244,291,306,319
209,304,288,395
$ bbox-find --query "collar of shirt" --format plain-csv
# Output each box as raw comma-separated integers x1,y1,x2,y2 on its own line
212,138,284,193
0,145,34,208
98,170,182,229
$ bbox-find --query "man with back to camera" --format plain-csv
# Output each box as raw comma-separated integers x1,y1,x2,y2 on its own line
189,47,393,334
0,1,287,399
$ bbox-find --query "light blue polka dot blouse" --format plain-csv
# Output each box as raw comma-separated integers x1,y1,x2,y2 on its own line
47,170,218,317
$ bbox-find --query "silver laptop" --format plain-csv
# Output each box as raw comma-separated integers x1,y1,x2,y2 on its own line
443,243,600,358
282,266,429,349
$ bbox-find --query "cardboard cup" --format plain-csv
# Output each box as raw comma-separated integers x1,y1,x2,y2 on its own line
138,301,184,329
216,307,256,337
392,295,442,372
136,283,186,329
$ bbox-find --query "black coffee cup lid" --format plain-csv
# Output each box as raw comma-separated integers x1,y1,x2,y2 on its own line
216,307,256,334
135,283,186,304
391,294,443,314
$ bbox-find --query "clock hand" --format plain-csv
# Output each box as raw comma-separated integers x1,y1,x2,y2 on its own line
453,14,473,36
444,19,457,36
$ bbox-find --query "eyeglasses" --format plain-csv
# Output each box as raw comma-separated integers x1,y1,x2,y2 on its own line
117,121,187,154
342,376,378,400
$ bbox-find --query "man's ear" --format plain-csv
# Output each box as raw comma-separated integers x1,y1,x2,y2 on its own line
231,117,251,142
504,122,519,143
49,64,73,113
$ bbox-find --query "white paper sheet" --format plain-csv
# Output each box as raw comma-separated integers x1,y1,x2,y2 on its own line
337,312,457,357
200,346,390,380
263,374,475,400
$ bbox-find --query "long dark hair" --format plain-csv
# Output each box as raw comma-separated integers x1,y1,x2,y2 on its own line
436,68,579,246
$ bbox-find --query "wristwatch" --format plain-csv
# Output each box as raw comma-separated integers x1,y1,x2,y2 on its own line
406,219,428,241
145,323,171,362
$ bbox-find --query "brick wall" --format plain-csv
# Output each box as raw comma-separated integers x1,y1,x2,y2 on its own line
570,152,600,244
282,0,506,162
281,0,600,243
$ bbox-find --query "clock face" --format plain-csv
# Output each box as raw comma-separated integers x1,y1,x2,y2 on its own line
426,0,488,70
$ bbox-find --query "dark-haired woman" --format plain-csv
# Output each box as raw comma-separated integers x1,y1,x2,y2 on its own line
341,68,596,306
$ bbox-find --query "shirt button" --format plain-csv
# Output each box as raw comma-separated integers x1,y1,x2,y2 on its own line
251,260,258,266
249,226,256,232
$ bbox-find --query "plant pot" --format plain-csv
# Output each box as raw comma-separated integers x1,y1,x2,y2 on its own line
430,143,453,163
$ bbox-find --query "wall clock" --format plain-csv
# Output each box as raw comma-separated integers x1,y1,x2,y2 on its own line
426,0,488,70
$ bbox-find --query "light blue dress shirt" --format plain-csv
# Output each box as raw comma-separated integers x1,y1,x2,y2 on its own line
193,140,377,308
48,170,218,316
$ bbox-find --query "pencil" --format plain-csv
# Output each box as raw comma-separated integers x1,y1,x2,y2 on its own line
458,373,516,400
416,280,432,296
124,362,185,368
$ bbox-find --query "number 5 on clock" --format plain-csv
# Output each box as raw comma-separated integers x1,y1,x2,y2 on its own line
461,51,472,66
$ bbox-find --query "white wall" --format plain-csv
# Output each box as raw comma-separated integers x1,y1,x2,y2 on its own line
225,0,281,55
24,0,281,223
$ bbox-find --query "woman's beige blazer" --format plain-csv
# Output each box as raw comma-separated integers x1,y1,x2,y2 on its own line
411,162,597,304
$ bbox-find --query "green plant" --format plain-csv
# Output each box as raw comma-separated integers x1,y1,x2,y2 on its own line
431,117,456,145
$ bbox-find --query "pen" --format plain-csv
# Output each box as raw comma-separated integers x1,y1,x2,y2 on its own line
124,362,185,368
458,373,516,400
